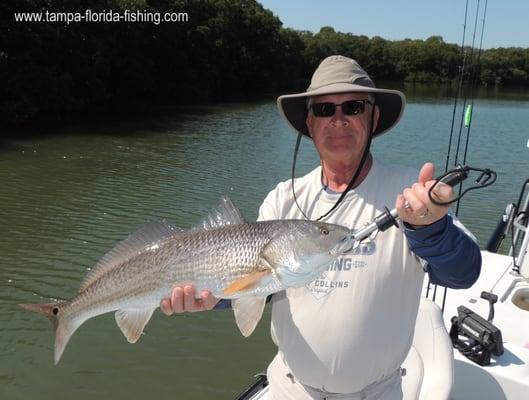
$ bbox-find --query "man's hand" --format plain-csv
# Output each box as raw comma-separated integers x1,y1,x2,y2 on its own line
160,285,219,315
396,162,452,227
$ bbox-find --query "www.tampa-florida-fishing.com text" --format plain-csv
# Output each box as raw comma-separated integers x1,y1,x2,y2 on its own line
13,9,189,25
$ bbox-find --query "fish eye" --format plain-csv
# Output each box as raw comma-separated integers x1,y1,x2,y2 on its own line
52,307,59,315
320,227,329,235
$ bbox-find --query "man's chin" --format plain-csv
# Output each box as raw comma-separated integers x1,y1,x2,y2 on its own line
323,147,360,161
325,137,357,151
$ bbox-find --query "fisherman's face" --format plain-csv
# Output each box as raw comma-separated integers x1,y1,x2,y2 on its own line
306,93,379,164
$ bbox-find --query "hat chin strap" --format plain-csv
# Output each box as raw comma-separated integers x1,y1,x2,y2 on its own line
290,102,376,222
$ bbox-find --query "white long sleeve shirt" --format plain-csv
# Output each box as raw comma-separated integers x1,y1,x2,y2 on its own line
258,158,425,393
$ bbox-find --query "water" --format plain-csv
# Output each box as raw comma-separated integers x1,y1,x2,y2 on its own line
1,87,528,399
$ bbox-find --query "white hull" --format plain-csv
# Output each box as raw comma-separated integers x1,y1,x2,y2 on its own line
428,250,529,399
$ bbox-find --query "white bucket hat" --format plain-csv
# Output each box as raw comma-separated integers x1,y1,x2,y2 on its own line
277,55,406,138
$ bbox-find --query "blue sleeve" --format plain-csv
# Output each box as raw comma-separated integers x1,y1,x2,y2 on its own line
213,295,275,310
213,299,232,310
404,215,481,289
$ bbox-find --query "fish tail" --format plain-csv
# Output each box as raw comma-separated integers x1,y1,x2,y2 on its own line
19,301,77,365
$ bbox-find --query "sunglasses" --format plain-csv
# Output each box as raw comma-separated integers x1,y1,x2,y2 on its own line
310,99,372,117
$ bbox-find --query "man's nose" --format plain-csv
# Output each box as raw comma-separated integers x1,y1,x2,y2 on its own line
330,106,349,126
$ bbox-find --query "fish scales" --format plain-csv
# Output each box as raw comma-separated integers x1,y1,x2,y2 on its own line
178,222,278,295
51,222,281,324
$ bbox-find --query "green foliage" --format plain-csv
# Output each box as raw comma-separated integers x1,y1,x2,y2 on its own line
1,0,528,126
1,0,306,125
480,47,529,86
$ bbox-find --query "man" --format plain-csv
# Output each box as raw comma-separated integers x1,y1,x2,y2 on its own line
161,55,481,399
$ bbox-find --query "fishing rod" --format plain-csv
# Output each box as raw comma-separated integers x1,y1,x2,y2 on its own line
335,165,496,253
430,0,490,309
455,0,489,217
444,0,470,173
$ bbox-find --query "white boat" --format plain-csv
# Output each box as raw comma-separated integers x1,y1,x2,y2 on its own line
235,178,529,400
427,181,529,400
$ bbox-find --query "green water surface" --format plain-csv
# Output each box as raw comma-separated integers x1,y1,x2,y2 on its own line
1,86,528,399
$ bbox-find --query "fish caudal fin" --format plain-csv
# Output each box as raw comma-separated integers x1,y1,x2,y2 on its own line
19,301,77,365
232,297,266,337
115,308,155,343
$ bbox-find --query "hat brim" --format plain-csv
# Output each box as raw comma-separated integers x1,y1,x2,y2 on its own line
277,83,406,138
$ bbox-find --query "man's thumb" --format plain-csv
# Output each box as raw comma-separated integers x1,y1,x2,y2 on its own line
419,162,435,184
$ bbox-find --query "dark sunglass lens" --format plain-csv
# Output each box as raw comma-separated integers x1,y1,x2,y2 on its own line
313,103,336,117
342,100,365,115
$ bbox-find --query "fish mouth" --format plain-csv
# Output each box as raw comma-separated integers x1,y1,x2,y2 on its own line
331,235,358,255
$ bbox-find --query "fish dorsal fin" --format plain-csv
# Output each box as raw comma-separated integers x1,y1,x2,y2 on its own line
196,196,246,230
115,308,155,343
232,297,266,337
223,270,269,296
79,220,183,292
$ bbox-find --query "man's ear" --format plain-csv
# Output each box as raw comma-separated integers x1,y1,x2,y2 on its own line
372,105,381,132
306,113,313,137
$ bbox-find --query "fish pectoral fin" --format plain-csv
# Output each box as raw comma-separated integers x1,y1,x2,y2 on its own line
222,270,269,296
232,297,266,337
115,308,155,343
